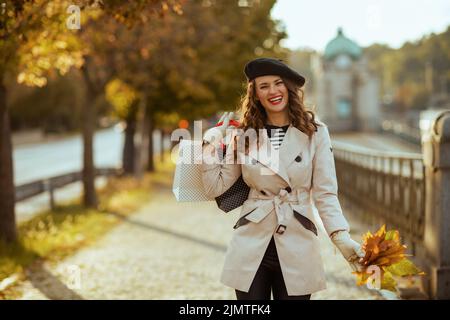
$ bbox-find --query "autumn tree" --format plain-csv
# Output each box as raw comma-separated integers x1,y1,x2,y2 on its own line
114,0,287,173
0,0,84,242
77,1,185,205
0,0,184,242
105,78,140,174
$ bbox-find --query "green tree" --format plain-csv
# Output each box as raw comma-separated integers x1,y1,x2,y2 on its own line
364,26,450,111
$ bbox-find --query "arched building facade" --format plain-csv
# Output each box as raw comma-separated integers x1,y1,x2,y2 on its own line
311,28,380,132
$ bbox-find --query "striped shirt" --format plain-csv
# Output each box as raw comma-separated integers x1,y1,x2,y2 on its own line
265,124,289,150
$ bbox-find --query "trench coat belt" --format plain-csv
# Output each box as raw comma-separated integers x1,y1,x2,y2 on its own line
246,189,311,234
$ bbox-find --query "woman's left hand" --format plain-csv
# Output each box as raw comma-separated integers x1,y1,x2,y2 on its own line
331,230,365,272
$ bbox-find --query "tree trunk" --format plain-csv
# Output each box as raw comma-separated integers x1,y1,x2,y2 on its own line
146,109,155,172
122,113,137,175
0,80,17,243
81,64,98,208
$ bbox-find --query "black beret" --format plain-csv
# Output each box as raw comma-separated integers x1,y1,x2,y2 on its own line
244,57,305,87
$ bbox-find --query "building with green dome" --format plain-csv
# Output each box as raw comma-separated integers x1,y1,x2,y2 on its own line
312,28,380,132
324,27,362,61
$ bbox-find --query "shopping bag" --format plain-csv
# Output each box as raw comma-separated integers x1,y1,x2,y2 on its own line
212,119,250,212
215,174,250,213
172,130,250,212
172,139,210,202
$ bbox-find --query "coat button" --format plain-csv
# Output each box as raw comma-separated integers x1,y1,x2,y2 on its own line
295,155,302,162
284,186,292,193
276,224,286,234
260,190,267,195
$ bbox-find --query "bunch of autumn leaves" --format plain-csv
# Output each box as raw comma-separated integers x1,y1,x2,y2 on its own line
354,225,425,292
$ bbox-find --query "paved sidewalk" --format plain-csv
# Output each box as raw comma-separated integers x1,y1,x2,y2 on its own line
15,187,384,300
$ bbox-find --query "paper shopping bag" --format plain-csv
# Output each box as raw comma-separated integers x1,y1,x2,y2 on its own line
172,138,250,213
172,139,211,202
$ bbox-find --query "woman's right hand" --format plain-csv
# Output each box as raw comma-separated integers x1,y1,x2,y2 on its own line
203,112,237,148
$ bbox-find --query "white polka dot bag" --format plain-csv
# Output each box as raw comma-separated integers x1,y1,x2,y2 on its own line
172,139,250,213
172,139,211,202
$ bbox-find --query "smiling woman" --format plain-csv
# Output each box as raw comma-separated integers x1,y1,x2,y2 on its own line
255,76,289,116
236,58,316,156
200,57,365,300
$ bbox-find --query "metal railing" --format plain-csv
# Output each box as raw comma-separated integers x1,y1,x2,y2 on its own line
333,141,425,246
15,167,123,209
380,120,422,145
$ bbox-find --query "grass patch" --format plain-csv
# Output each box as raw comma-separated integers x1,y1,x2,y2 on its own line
0,153,175,299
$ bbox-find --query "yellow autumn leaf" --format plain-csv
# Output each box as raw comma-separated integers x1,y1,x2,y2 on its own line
363,230,373,242
386,258,425,277
375,224,386,238
353,270,371,286
385,230,400,241
380,271,397,292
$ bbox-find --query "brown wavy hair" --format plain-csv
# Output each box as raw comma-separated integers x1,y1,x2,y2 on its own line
233,77,320,157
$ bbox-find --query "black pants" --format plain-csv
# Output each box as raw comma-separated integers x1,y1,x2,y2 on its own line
235,237,311,300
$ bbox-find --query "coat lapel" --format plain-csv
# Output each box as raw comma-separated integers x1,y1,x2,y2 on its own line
247,125,306,187
279,124,311,170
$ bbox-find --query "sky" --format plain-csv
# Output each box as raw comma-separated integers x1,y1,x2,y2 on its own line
271,0,450,52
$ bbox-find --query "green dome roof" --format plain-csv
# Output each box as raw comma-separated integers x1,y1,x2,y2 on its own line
324,28,362,60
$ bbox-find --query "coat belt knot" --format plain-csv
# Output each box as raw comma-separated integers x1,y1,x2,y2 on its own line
246,189,310,234
273,189,291,230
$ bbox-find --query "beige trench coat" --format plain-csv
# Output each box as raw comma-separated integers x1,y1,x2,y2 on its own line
201,121,350,295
